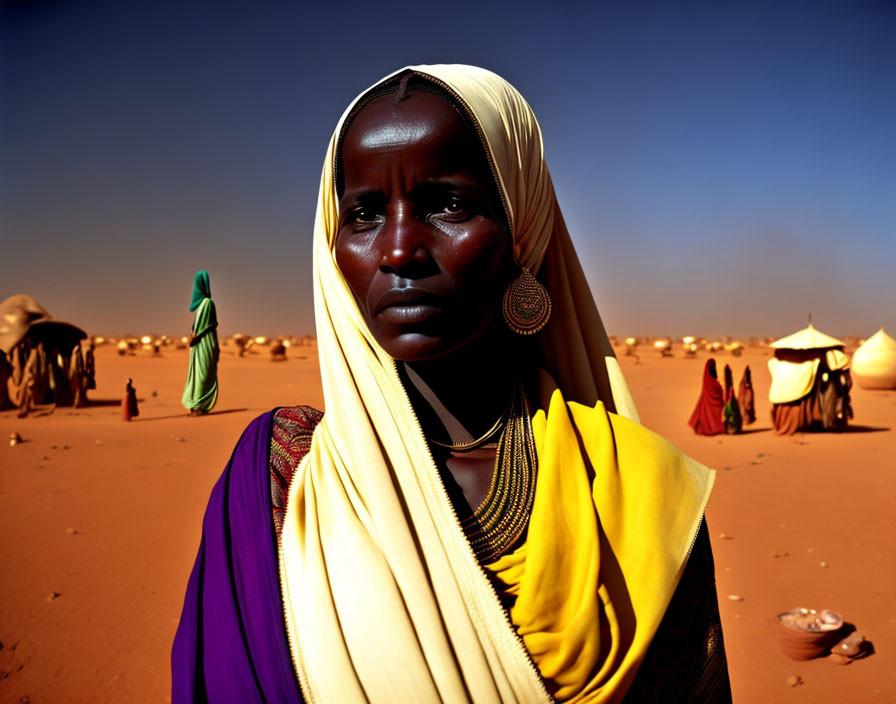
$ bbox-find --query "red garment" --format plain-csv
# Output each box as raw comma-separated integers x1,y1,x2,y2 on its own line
771,396,813,435
689,359,725,436
122,379,139,421
738,366,756,424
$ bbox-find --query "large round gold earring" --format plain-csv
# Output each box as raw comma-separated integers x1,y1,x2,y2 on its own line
502,267,551,335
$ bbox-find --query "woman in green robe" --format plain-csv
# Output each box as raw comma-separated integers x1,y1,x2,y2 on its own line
181,270,219,415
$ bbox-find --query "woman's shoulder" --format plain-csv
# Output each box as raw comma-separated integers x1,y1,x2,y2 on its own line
272,404,324,430
270,405,324,464
231,405,323,454
269,405,323,534
225,406,324,534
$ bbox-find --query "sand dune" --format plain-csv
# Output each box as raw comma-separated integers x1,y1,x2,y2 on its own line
1,344,893,702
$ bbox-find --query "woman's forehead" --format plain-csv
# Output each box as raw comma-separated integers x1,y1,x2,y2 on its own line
340,93,487,187
343,92,471,148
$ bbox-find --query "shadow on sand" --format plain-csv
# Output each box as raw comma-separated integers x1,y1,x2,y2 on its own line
834,622,875,661
135,408,249,422
792,424,891,436
738,427,771,435
843,424,890,434
87,398,124,408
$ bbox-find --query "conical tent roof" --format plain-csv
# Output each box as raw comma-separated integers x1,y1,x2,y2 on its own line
0,294,86,354
770,323,843,350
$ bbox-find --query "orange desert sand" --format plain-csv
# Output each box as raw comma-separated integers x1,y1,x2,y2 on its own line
1,344,894,703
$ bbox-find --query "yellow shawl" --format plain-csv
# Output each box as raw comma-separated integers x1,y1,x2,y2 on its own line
486,393,712,701
280,64,713,703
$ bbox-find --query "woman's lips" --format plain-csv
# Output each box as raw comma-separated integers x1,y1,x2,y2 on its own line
379,304,444,324
374,288,447,324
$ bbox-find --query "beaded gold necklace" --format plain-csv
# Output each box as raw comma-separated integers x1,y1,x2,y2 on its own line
434,380,537,563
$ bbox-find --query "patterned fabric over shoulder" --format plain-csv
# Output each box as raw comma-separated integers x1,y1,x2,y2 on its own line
270,405,323,535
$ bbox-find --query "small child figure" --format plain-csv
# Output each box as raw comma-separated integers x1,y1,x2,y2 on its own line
722,364,742,435
122,378,139,421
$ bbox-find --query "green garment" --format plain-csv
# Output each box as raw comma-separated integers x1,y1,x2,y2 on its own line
723,397,742,434
182,297,219,411
190,270,211,312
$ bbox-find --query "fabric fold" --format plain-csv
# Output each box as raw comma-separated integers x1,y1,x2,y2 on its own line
487,392,712,702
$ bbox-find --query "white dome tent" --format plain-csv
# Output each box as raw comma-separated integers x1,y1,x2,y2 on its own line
852,328,896,390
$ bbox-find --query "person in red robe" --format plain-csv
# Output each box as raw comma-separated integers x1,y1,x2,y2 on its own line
122,378,139,421
688,358,725,435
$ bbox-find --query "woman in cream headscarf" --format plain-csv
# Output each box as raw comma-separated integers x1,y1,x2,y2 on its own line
173,65,730,703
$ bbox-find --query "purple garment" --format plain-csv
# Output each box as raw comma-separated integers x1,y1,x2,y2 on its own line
171,410,303,703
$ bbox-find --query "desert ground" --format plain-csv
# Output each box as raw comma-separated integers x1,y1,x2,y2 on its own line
1,342,893,703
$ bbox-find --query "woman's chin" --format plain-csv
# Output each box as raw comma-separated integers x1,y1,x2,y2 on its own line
381,333,464,363
372,312,501,363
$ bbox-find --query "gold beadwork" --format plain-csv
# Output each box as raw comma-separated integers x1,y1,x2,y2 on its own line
429,405,508,452
458,380,537,562
502,267,551,335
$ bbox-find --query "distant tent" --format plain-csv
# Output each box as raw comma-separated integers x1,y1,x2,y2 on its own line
852,328,896,390
767,322,852,435
0,294,89,409
0,294,86,355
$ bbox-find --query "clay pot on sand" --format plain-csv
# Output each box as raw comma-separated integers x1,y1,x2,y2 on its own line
773,608,845,661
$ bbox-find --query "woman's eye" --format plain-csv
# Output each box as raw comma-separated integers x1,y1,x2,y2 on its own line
344,206,381,231
440,198,468,217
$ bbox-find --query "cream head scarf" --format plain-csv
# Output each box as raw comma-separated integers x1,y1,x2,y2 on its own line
280,65,643,702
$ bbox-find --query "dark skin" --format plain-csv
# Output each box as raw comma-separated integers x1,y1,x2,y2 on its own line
188,330,209,346
335,91,518,509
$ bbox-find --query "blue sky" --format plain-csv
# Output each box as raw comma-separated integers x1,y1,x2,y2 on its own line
1,0,893,338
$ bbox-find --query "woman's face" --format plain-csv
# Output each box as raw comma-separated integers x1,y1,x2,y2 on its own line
334,90,512,362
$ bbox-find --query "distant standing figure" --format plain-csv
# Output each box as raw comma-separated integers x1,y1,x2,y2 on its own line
738,366,756,425
34,342,50,405
9,344,33,410
688,358,725,436
69,343,87,408
23,343,44,408
49,351,72,407
0,352,12,409
85,342,97,390
181,270,219,416
123,378,139,421
722,364,742,434
9,346,25,388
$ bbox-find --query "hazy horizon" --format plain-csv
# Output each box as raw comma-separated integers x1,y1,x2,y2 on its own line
2,0,894,340
6,298,879,345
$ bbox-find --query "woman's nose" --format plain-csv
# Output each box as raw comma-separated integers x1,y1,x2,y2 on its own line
378,207,435,276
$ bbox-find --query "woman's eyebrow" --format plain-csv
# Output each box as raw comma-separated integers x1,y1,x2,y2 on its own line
410,178,479,198
339,189,385,207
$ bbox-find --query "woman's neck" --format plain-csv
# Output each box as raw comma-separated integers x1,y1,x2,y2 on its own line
403,331,515,444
